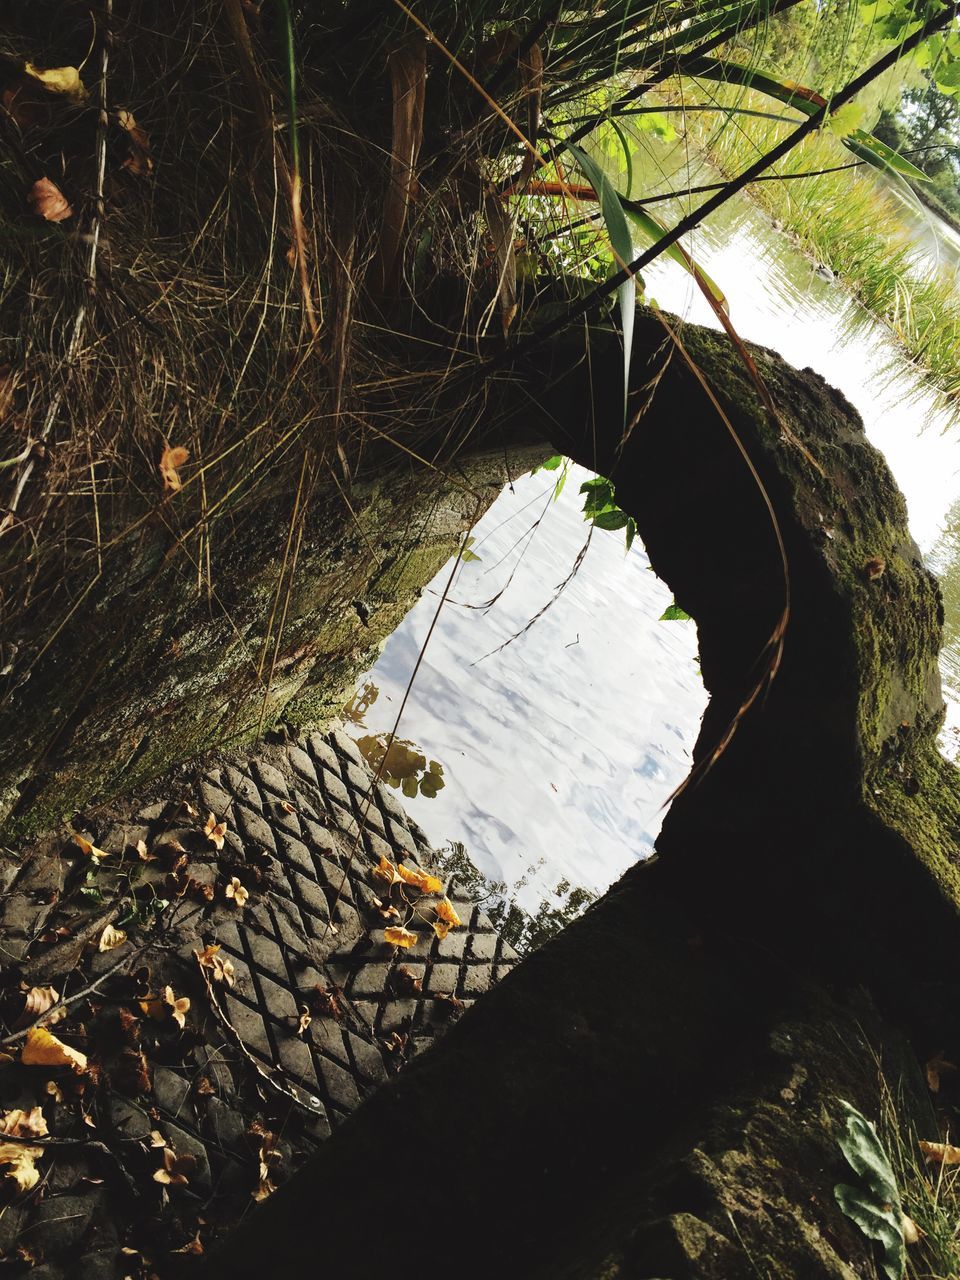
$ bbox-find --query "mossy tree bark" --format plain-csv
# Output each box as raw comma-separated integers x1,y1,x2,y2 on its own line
203,312,960,1280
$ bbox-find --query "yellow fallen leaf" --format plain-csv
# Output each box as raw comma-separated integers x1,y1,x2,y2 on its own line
98,924,127,952
296,1006,311,1037
0,1142,43,1193
225,877,248,909
0,1107,48,1139
204,812,227,850
920,1139,960,1165
373,855,401,886
432,897,462,940
72,833,109,861
24,63,87,102
194,945,236,988
396,862,442,895
21,1027,87,1074
384,926,418,948
140,986,190,1030
159,444,189,493
27,177,73,222
45,1081,63,1104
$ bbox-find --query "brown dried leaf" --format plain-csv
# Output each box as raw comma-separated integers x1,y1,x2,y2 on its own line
194,944,236,988
21,1026,88,1073
252,1130,281,1201
159,444,189,493
140,986,190,1030
98,924,127,952
225,877,249,909
926,1051,956,1094
920,1139,960,1165
172,1232,204,1255
19,984,59,1024
0,1142,43,1192
483,191,518,335
394,965,422,995
27,176,73,222
153,1146,197,1186
116,109,153,175
373,34,427,295
0,1107,48,1139
311,984,343,1021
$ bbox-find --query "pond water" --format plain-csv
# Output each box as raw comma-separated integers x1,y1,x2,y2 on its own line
344,156,960,923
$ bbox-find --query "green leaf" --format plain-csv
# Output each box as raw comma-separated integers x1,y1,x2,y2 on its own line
843,131,932,182
625,517,637,553
837,1101,899,1203
401,776,419,798
540,455,564,471
934,58,960,93
624,205,728,310
660,602,691,621
833,1101,905,1280
690,58,931,183
567,143,636,424
461,535,482,563
834,1184,905,1280
828,102,868,139
592,508,629,531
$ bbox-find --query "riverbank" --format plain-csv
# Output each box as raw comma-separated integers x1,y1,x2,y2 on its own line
674,88,960,412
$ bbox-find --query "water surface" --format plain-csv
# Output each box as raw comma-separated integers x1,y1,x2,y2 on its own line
345,156,960,917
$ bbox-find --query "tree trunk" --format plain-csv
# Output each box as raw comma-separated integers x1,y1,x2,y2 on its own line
203,311,960,1278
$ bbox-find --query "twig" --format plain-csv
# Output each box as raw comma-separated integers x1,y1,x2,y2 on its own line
6,901,203,1048
195,958,320,1115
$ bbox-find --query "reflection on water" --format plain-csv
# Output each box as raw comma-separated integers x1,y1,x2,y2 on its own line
344,683,447,800
344,151,960,918
344,463,706,915
356,734,446,800
342,681,380,726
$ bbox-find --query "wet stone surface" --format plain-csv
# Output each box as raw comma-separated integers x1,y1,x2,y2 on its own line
0,730,517,1276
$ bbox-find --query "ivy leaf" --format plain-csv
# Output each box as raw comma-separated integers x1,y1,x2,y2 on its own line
592,508,629,531
660,602,691,621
